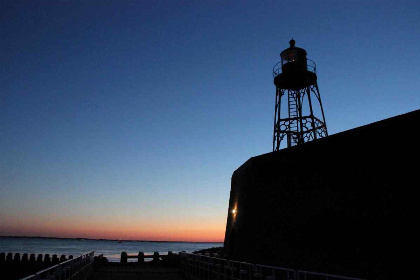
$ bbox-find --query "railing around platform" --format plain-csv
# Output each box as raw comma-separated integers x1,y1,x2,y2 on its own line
20,251,94,280
180,253,365,280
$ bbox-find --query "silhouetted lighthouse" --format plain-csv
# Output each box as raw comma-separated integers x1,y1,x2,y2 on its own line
273,39,328,151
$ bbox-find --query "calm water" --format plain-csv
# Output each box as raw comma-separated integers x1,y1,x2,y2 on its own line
0,237,223,262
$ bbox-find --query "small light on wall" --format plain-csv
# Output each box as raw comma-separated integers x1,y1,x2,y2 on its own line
232,209,236,214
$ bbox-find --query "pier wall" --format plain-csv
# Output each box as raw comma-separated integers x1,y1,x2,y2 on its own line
224,109,419,279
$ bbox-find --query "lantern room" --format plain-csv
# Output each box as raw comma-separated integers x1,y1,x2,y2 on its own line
273,39,317,90
280,39,308,74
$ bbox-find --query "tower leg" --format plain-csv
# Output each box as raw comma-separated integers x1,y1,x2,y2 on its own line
306,86,318,141
273,87,282,151
313,83,328,136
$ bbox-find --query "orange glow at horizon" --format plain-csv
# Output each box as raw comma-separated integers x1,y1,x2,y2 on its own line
0,216,225,242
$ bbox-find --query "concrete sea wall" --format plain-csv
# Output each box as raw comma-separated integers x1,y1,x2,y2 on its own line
224,109,419,279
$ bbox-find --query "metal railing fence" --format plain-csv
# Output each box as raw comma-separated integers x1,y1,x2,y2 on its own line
180,253,365,280
20,251,94,280
273,59,317,77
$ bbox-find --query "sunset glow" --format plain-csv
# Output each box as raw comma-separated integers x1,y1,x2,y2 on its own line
0,215,225,242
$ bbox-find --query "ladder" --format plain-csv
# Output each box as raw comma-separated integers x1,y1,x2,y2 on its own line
288,91,299,146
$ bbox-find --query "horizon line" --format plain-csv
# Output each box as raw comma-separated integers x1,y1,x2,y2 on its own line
0,235,224,244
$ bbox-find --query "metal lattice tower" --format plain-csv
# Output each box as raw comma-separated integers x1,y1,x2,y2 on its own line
272,39,328,151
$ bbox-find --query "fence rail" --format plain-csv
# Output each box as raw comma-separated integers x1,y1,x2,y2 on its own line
180,253,365,280
20,251,94,280
273,59,317,77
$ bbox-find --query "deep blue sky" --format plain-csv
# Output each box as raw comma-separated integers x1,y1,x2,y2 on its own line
1,0,419,241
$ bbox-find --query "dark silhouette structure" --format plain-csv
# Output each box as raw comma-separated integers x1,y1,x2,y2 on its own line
224,109,419,280
273,39,328,151
0,252,75,280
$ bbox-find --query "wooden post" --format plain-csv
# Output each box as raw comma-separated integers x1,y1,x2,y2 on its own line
153,252,160,262
44,254,51,265
138,252,145,263
60,255,67,262
52,254,59,264
167,251,176,265
13,253,21,263
121,251,128,264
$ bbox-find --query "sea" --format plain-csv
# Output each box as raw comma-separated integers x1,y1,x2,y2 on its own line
0,237,223,262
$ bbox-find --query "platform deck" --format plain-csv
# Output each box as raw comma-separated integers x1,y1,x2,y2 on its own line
92,264,186,280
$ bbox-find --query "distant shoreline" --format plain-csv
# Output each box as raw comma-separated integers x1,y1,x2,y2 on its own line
0,236,223,244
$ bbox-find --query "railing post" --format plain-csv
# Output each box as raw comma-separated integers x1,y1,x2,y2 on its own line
215,263,222,280
240,268,248,280
198,256,203,280
225,264,231,280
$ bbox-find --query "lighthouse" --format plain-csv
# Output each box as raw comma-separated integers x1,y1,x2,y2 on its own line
272,39,328,150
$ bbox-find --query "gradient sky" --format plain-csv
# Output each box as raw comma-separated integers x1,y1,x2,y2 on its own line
1,0,419,242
